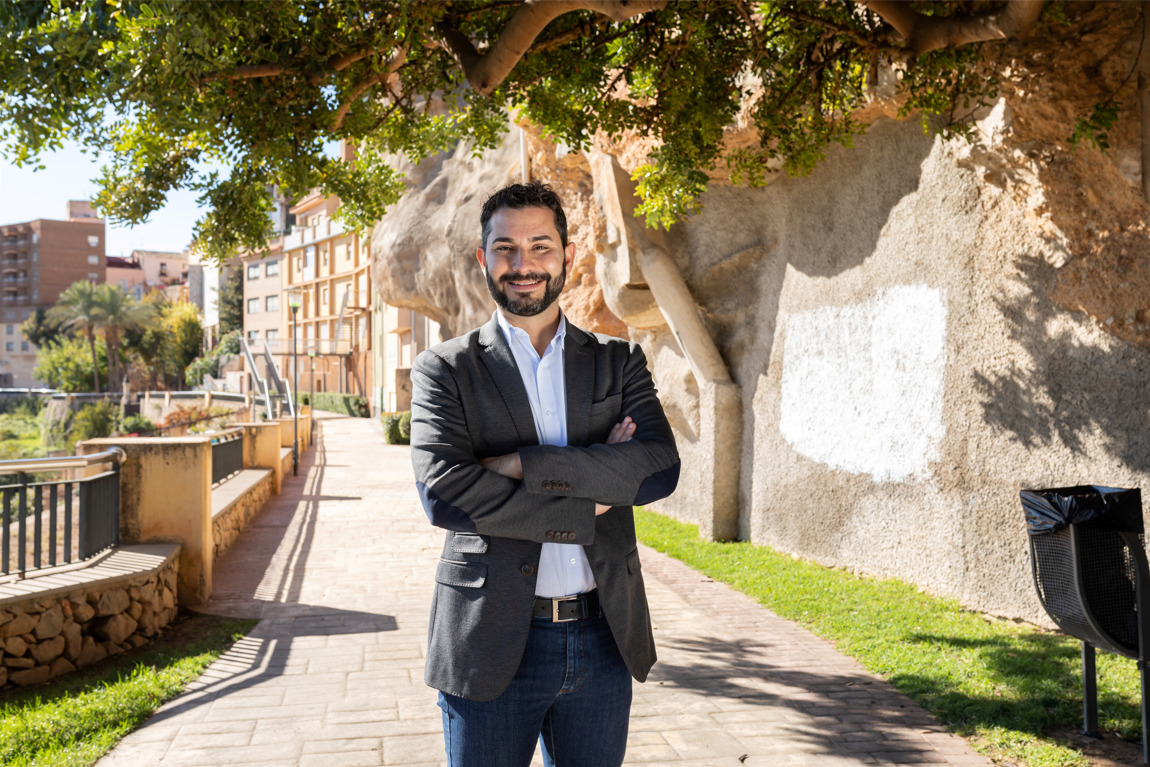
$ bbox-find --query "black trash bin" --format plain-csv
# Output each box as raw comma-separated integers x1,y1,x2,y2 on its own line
1021,485,1150,762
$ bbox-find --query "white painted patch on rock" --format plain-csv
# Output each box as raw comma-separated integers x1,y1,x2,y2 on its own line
779,284,947,482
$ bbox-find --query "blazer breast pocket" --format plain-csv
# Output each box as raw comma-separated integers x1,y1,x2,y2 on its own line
436,559,487,589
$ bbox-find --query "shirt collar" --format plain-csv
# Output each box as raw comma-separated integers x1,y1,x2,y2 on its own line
494,309,567,354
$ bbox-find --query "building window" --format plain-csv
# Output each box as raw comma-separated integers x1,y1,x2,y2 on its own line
247,297,260,313
159,262,168,276
20,341,28,352
321,286,328,307
5,342,12,352
266,295,280,312
88,254,99,265
87,235,99,247
344,243,352,261
322,248,329,267
266,329,279,342
248,263,260,280
247,330,259,343
5,326,11,336
87,273,98,281
266,260,279,277
31,251,37,262
32,289,38,301
31,234,38,244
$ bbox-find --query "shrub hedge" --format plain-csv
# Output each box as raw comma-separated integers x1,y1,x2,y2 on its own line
382,410,411,444
300,392,370,417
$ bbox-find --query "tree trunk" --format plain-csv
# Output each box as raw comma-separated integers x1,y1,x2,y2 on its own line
86,329,101,393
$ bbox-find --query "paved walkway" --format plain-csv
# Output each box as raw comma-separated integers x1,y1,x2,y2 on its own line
96,415,991,767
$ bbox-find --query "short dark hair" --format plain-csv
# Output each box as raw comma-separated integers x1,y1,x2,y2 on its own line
479,181,569,251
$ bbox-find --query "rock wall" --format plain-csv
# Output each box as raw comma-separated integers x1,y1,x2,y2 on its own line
212,470,274,559
370,3,1150,623
0,553,179,689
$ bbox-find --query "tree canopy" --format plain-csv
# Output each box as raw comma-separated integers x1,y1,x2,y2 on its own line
1,0,1050,261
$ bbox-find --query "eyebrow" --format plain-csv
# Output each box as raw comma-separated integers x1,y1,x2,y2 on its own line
490,234,555,244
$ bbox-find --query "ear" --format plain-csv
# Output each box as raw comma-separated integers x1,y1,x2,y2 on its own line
564,241,575,272
475,246,487,271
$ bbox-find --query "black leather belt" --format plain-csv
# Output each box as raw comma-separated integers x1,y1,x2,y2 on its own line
532,590,600,622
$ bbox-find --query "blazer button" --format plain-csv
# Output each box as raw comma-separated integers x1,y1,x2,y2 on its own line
545,531,554,540
521,564,535,576
542,480,552,490
564,482,572,491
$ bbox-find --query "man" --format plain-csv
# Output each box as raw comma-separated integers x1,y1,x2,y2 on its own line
410,180,680,767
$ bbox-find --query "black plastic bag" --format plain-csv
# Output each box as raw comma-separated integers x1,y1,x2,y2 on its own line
1020,485,1143,535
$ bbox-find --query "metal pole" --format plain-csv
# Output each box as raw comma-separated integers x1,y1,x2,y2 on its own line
309,350,315,441
292,305,299,477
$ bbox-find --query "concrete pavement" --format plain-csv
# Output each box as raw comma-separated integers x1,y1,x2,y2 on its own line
95,414,991,767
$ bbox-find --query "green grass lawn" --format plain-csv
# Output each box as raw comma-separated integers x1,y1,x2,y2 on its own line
635,509,1141,767
0,611,258,767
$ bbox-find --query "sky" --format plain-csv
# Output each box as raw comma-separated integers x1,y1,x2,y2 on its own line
0,141,207,256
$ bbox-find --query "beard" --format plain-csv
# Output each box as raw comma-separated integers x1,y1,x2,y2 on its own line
485,262,566,317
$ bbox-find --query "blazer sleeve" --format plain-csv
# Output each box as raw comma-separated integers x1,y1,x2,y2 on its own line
518,343,680,507
410,349,598,545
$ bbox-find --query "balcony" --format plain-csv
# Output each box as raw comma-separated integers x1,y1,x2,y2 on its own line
282,218,346,250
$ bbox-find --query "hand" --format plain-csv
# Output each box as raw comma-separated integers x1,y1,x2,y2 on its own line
595,417,637,515
480,452,523,480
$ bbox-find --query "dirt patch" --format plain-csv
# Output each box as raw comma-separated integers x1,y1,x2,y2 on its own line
1050,725,1145,767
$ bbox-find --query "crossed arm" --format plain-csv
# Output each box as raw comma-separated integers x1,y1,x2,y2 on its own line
480,417,638,516
410,345,679,545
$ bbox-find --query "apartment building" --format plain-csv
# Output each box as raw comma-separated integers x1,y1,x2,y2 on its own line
280,192,372,397
0,201,106,387
240,241,285,381
371,301,441,414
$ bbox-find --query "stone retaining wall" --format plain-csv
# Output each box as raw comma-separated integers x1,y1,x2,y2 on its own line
0,553,179,690
212,470,274,559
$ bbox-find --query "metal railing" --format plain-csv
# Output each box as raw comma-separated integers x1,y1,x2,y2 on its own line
210,429,244,486
0,447,126,580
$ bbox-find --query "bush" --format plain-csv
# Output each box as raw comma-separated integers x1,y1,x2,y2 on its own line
383,411,410,445
119,413,156,435
0,396,46,417
301,392,370,417
71,401,120,448
186,329,242,387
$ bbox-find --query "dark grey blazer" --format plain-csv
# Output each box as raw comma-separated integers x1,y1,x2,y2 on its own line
410,315,680,701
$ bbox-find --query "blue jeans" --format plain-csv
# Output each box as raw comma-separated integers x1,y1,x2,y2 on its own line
438,611,633,767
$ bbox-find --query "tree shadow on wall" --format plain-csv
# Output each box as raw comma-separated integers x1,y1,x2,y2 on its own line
973,253,1150,474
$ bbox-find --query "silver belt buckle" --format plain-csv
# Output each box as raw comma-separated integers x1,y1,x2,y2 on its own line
552,595,580,623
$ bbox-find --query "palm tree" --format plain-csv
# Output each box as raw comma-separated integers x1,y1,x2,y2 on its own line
93,284,154,392
48,281,104,392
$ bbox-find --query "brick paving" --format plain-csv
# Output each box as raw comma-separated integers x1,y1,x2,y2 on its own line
95,414,991,767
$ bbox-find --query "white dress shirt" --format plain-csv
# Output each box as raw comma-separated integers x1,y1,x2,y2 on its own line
495,310,597,598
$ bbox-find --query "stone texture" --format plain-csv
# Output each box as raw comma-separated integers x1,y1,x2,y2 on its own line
95,612,138,645
64,621,82,660
50,657,77,677
30,635,65,665
9,665,50,687
128,601,143,621
0,665,7,687
5,635,27,657
77,635,109,667
96,588,131,617
35,604,64,640
71,599,95,623
1,611,35,638
3,656,34,669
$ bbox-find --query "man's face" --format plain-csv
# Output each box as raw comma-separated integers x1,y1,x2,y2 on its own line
477,205,575,318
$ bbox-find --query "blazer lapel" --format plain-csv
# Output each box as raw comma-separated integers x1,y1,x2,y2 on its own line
564,323,594,448
479,316,539,446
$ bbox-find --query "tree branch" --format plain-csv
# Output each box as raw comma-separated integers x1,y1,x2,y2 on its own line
199,64,285,85
861,0,1044,57
436,0,668,96
331,48,408,132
